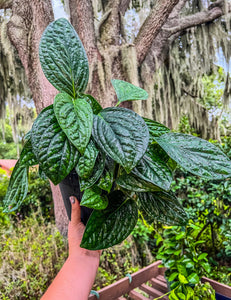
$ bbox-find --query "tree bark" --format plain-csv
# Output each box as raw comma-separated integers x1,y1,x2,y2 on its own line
135,0,180,65
6,0,69,235
0,0,12,9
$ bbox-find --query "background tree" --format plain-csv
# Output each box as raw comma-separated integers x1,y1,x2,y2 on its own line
0,0,230,233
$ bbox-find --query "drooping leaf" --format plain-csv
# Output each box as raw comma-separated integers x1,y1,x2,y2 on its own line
92,107,149,173
137,191,188,225
111,79,148,104
143,117,170,141
155,132,231,180
82,94,102,114
39,18,89,97
19,139,38,167
31,105,79,185
116,171,161,192
81,186,108,210
80,190,138,250
79,151,105,191
76,139,99,179
132,146,172,191
3,161,28,212
97,156,114,193
54,93,93,154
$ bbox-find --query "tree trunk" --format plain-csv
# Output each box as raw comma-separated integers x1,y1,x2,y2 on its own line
6,0,69,235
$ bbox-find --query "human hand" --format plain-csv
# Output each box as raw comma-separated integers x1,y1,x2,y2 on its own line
68,196,101,261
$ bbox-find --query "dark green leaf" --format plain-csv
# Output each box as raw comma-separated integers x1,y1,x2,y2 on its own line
19,139,38,167
54,93,93,154
3,161,28,212
132,146,172,191
80,190,138,250
155,133,231,180
81,186,108,210
39,18,89,96
97,157,114,193
117,171,161,192
76,139,99,179
79,151,105,191
31,105,79,185
143,117,170,141
92,107,149,173
111,79,148,104
168,272,179,282
137,191,188,225
82,94,102,114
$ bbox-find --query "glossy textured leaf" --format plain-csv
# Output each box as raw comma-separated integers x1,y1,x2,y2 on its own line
116,171,161,192
155,132,231,180
3,161,28,212
81,186,108,210
80,191,138,250
31,105,79,185
19,139,38,167
97,156,114,193
132,146,172,191
92,107,149,173
111,79,148,103
82,94,102,114
54,93,93,154
39,18,89,96
143,117,170,141
137,191,188,225
76,140,99,179
79,151,105,191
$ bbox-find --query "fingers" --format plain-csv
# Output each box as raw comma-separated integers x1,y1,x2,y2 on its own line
69,196,81,226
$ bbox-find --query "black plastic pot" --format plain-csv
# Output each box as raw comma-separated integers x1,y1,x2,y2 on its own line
59,170,92,225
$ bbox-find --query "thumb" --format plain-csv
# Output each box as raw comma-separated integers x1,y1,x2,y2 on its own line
69,196,81,226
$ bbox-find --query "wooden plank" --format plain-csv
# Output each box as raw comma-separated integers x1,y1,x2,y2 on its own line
88,261,162,300
139,284,169,300
202,277,231,298
156,275,167,283
129,290,150,300
150,278,168,293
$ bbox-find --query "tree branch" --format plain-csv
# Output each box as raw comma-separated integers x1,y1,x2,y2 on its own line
0,0,12,9
120,0,131,16
135,0,180,65
164,0,231,35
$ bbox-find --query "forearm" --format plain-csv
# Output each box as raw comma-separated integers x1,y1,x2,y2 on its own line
41,254,99,300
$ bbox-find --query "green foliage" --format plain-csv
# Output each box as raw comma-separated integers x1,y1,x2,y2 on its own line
0,212,68,300
156,223,215,299
4,18,231,250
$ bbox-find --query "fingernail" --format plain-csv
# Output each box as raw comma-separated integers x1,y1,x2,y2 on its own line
70,196,75,204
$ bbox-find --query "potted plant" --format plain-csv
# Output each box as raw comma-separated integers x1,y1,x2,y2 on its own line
3,18,231,250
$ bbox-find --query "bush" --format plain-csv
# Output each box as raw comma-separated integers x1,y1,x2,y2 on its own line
0,212,68,300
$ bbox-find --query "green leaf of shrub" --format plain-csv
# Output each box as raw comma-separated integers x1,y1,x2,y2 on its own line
92,107,149,173
39,18,89,96
81,186,108,210
155,133,231,180
132,146,172,191
76,140,99,179
31,105,79,185
79,151,105,191
178,274,188,284
143,117,170,141
19,139,38,167
168,272,179,282
97,157,114,193
137,191,188,225
80,190,138,249
188,273,200,284
54,93,93,154
111,79,148,104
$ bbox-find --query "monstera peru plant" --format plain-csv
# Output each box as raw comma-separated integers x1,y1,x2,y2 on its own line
3,18,231,250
